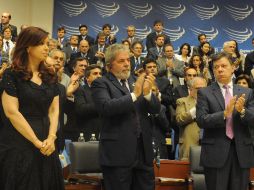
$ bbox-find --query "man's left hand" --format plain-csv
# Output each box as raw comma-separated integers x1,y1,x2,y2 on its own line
235,94,245,113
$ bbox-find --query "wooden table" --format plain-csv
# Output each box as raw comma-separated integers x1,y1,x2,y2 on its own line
154,160,190,190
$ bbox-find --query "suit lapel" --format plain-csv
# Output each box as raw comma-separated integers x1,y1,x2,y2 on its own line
233,84,242,97
212,82,225,110
107,73,129,95
128,76,135,93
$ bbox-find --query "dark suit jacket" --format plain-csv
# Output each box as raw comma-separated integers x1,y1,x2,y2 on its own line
156,77,174,108
196,82,254,168
62,45,78,61
130,56,145,74
91,72,161,166
78,35,95,46
90,44,109,64
173,84,189,106
146,32,170,50
147,47,161,60
244,51,254,76
69,50,95,64
74,85,101,140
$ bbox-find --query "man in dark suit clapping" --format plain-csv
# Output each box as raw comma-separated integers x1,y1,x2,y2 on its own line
196,52,254,190
91,44,161,190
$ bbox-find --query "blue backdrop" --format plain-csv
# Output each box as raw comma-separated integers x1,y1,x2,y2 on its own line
53,0,254,53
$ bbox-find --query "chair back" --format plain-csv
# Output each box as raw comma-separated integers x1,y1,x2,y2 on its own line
69,141,101,173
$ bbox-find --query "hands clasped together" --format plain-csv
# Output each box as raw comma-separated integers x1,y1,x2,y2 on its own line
33,134,57,156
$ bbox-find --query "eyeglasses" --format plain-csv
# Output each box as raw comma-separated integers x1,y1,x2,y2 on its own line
53,56,64,61
187,74,197,77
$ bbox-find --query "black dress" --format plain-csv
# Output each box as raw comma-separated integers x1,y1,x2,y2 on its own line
0,69,64,190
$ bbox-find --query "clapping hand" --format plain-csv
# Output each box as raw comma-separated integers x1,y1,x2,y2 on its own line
224,96,237,118
143,73,155,96
235,94,245,113
133,73,145,98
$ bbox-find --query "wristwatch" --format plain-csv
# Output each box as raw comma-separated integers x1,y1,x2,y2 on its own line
240,108,246,117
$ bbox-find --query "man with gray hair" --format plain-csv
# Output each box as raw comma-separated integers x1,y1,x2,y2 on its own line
91,44,161,190
176,77,207,160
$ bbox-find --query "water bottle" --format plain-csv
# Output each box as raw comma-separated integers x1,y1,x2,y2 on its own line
89,134,97,141
78,133,85,142
156,147,160,168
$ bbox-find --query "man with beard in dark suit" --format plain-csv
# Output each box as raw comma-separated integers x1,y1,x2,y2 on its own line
91,44,161,190
196,52,254,190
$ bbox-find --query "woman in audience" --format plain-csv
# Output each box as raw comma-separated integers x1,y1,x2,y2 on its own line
0,27,64,189
189,54,210,83
175,42,191,66
198,42,214,81
231,40,245,77
235,74,253,88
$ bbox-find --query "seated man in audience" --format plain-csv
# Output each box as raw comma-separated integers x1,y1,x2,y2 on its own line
157,44,185,88
173,67,198,107
176,77,207,160
48,38,59,52
223,41,244,78
68,39,94,74
62,34,79,62
95,23,117,45
143,58,174,110
0,12,17,41
71,57,89,85
146,20,170,50
124,25,141,45
147,34,165,60
192,33,215,55
74,65,102,141
90,32,108,69
57,26,68,49
130,41,145,75
78,24,95,46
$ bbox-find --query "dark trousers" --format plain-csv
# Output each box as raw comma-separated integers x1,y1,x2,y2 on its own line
204,141,250,190
101,138,155,190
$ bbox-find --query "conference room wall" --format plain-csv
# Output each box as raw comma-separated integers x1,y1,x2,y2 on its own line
0,0,53,37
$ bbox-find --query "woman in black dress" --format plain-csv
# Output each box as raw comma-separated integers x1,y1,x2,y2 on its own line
0,27,64,189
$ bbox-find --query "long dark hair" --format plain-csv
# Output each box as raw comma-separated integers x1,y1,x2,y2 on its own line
189,54,205,71
198,42,211,57
12,26,57,84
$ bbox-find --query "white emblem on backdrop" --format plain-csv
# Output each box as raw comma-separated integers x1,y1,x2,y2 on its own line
158,4,186,19
59,24,79,39
190,27,219,41
224,5,253,21
163,27,185,42
223,28,252,43
125,3,152,19
92,2,120,18
91,25,119,36
191,4,219,20
174,47,180,54
59,0,87,17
